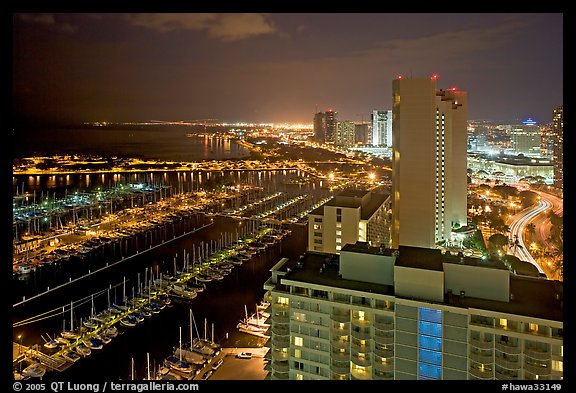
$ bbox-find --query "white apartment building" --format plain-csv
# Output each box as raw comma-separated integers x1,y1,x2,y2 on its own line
263,242,563,380
308,189,390,254
391,76,468,249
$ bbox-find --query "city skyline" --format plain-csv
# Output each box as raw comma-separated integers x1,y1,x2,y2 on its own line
13,13,562,126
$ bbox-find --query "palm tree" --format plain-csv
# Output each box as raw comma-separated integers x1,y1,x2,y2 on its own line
525,223,536,241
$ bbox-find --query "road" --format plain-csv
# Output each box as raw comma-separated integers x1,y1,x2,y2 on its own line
507,189,562,278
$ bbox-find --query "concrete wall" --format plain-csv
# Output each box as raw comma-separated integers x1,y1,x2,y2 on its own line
339,250,395,286
443,262,510,302
394,266,444,302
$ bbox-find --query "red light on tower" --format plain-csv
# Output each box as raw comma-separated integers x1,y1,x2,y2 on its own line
450,87,457,91
397,75,403,79
431,73,439,79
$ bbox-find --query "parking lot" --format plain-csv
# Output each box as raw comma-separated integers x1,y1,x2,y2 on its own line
195,347,269,380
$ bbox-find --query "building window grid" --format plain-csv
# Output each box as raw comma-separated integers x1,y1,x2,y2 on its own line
418,307,443,380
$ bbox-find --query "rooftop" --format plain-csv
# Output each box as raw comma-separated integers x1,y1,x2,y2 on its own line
308,189,389,220
277,249,562,323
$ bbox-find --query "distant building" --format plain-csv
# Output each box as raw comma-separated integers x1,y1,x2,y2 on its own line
354,122,371,146
371,110,392,147
325,110,337,144
313,112,326,143
510,119,541,157
468,153,553,184
391,76,468,249
313,110,337,144
335,121,356,147
552,107,563,189
264,242,563,380
308,189,390,254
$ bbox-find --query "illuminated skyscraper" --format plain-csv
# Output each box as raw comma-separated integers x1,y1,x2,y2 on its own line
313,109,338,144
313,112,326,143
335,121,356,147
325,109,337,144
391,76,468,249
552,107,563,189
371,110,392,147
510,119,542,157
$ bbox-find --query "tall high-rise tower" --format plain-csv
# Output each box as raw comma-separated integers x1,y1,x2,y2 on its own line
391,75,468,249
313,112,326,143
324,109,337,144
552,106,563,189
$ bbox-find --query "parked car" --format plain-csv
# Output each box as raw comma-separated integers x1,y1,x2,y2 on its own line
211,358,223,371
202,370,213,380
236,352,252,359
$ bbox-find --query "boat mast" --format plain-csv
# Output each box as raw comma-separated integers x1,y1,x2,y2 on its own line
189,309,193,351
147,353,151,380
179,326,182,362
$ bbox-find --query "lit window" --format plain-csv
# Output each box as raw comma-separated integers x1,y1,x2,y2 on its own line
278,296,289,306
358,311,365,321
294,312,306,322
295,348,301,359
296,374,303,380
294,337,303,346
499,319,507,328
552,360,563,372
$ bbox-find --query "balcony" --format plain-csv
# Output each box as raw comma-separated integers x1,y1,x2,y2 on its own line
271,371,289,380
469,352,494,364
272,313,289,324
272,325,290,336
351,354,372,367
495,370,520,380
331,311,350,323
373,347,394,359
470,337,494,350
351,370,372,380
271,350,289,362
495,356,521,370
470,316,494,329
333,294,350,305
351,341,370,354
373,332,394,345
331,361,350,375
373,361,394,373
351,318,371,328
331,350,349,362
272,302,289,312
373,370,394,380
523,326,551,338
351,328,372,340
373,320,394,331
331,338,350,350
524,347,551,361
495,341,521,355
271,361,289,373
469,367,494,379
524,362,551,376
271,336,290,348
331,321,350,332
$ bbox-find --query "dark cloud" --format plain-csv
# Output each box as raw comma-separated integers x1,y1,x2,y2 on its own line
12,13,562,125
125,13,276,41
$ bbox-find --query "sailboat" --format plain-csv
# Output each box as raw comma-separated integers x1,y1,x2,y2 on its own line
237,305,270,338
42,333,59,349
245,304,270,327
164,327,195,375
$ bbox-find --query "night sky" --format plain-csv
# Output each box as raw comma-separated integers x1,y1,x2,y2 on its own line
12,13,563,125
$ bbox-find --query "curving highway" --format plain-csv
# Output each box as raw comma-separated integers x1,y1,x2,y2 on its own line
507,199,552,275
